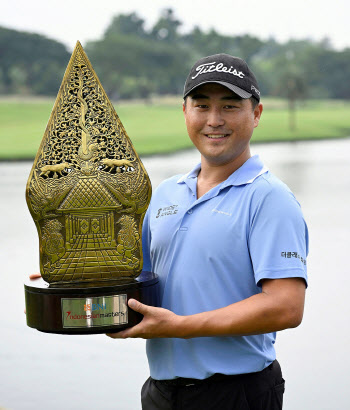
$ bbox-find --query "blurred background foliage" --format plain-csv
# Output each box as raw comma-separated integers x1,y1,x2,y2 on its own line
1,8,350,101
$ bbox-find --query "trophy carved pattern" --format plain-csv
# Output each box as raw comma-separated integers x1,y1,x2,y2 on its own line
26,42,151,284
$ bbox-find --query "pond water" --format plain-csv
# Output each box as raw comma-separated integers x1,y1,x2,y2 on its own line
1,139,349,410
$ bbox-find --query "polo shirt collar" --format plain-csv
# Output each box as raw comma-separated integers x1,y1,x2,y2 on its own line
177,163,201,183
177,155,268,187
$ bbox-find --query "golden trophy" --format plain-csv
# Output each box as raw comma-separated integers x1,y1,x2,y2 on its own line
24,42,159,334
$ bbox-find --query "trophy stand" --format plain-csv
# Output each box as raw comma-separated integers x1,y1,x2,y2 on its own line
25,42,158,334
25,271,159,334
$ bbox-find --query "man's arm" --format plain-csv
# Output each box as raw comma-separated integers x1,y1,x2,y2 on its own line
107,277,305,339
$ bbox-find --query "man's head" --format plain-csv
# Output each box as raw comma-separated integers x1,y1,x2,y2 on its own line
182,54,263,168
183,54,261,106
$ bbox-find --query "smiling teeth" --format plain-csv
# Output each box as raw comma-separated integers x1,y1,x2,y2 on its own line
207,134,226,139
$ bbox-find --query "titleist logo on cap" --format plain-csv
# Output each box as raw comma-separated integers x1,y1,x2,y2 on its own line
192,62,245,80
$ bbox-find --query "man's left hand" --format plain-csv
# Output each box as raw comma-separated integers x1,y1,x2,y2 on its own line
106,299,182,339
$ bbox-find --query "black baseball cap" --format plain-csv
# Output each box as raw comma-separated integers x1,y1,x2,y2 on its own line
183,54,260,102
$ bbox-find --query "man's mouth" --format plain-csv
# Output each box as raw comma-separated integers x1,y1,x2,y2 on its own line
205,134,229,139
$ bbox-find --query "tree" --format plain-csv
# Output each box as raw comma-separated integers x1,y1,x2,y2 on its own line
234,35,264,64
104,13,147,38
275,50,308,131
0,26,69,95
2,13,350,100
86,33,191,99
150,8,181,42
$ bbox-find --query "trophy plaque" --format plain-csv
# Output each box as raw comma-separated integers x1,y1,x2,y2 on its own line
24,42,159,334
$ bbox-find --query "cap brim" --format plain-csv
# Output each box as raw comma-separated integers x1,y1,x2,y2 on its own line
184,80,252,99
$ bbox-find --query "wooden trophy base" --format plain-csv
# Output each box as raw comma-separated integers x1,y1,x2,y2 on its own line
24,271,159,334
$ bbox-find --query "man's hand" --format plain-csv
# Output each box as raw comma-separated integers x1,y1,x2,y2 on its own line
29,272,42,280
106,299,182,339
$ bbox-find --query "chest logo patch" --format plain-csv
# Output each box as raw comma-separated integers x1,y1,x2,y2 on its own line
212,209,232,217
156,205,178,218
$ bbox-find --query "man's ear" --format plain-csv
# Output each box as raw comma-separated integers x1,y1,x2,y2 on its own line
254,103,263,128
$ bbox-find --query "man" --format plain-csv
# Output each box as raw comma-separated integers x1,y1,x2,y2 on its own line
29,54,308,409
107,54,308,409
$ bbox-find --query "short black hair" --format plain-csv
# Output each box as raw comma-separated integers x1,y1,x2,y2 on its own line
250,96,259,110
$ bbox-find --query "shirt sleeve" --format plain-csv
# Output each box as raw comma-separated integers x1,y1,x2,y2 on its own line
248,184,309,286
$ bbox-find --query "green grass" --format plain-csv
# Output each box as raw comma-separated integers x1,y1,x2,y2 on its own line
253,99,350,143
0,97,349,159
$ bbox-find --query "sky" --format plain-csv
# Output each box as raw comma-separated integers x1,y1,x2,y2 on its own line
2,0,350,51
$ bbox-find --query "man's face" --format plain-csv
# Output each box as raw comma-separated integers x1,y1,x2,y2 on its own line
183,83,263,167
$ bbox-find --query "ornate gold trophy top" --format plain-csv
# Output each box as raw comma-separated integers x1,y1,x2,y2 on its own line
26,42,151,285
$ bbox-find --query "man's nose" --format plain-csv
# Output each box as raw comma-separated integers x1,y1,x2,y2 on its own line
207,108,225,127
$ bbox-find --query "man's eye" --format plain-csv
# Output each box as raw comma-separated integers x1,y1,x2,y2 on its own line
196,104,208,109
224,105,238,109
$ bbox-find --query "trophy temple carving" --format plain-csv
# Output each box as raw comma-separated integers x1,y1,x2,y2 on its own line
26,42,152,285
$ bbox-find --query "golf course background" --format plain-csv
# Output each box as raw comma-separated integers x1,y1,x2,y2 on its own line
1,96,349,159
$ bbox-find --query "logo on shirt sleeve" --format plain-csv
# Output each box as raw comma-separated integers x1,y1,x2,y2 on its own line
156,205,178,218
281,251,306,265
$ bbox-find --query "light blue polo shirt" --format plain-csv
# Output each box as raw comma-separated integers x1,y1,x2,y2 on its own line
142,155,308,380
